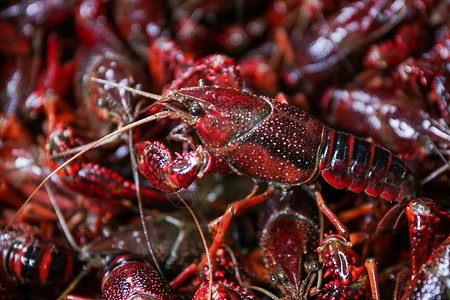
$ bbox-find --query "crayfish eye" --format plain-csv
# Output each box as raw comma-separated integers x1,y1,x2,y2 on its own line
304,260,320,273
270,274,278,284
189,105,203,116
198,79,208,86
97,98,106,108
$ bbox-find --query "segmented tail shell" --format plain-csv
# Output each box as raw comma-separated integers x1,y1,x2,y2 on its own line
318,128,419,202
1,226,80,286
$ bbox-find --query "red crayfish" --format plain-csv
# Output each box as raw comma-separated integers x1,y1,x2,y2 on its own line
80,78,420,272
3,1,450,299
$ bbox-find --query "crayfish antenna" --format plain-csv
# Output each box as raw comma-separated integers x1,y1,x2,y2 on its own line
221,244,281,300
91,76,172,275
90,77,196,123
56,265,92,300
173,192,213,300
420,138,450,185
127,131,163,275
90,76,167,275
4,77,173,233
3,110,172,233
45,183,94,300
44,183,81,252
243,285,280,300
45,136,122,159
90,77,163,101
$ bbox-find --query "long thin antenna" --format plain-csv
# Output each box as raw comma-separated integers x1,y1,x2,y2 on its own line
45,184,92,299
128,131,163,275
56,265,92,300
244,285,280,299
222,244,280,300
4,111,173,232
173,192,213,300
45,136,121,159
421,138,450,185
93,76,166,274
45,184,81,252
90,77,163,101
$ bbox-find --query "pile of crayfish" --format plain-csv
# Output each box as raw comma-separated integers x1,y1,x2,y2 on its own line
1,0,450,299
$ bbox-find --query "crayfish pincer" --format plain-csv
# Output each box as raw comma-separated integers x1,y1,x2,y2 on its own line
133,85,420,257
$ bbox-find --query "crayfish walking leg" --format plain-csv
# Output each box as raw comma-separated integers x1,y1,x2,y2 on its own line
206,186,275,264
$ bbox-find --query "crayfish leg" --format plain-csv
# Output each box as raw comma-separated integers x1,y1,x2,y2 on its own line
365,258,381,300
307,183,350,240
204,186,275,267
169,263,198,289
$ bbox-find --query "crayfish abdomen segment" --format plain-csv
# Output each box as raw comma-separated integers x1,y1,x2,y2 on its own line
1,226,81,286
319,128,419,202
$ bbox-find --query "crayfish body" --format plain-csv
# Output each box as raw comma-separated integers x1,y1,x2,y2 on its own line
138,86,420,203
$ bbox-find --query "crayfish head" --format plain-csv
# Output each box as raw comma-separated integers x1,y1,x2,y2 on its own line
164,86,272,150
